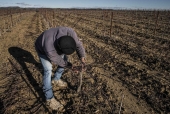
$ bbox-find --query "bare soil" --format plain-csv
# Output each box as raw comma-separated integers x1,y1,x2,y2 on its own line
0,11,169,114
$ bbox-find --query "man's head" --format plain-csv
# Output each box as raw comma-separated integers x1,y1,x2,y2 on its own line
58,36,76,55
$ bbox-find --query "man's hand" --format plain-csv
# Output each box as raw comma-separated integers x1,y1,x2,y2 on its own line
69,57,86,73
66,62,73,69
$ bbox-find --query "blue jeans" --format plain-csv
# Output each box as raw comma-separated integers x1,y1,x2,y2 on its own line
38,54,67,100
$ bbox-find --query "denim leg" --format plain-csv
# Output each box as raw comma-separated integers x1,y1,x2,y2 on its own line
39,54,53,100
53,55,68,80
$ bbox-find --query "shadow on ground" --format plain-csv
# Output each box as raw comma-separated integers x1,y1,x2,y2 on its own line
8,47,52,113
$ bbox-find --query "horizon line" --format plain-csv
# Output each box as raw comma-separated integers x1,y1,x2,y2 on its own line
0,6,169,11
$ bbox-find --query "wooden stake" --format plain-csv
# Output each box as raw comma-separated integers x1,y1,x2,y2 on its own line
119,94,125,114
154,11,159,35
77,71,83,93
10,10,13,27
110,12,113,38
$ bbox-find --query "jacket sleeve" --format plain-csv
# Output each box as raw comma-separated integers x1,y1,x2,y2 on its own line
68,28,86,58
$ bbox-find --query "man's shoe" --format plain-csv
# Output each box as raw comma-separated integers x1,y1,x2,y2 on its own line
46,97,64,111
52,79,67,88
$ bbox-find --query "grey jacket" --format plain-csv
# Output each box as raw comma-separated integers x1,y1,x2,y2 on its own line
35,26,85,67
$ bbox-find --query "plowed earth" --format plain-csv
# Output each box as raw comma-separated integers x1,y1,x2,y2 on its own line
0,11,169,114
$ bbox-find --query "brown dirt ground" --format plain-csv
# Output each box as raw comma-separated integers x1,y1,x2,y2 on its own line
0,11,169,114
